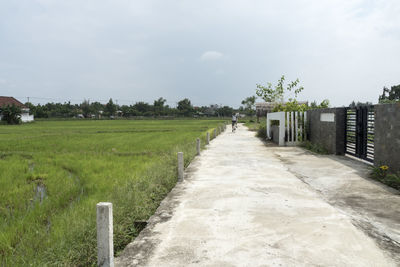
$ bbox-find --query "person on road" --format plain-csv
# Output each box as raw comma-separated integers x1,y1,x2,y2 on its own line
232,114,237,132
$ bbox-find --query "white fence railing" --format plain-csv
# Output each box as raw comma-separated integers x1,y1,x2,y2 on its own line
266,111,307,146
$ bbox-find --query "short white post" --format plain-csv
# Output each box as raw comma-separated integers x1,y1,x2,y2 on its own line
196,138,200,155
213,129,216,138
97,202,114,267
206,132,210,144
178,152,184,181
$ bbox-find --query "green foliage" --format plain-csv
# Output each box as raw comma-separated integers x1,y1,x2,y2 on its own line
256,124,267,139
256,75,304,103
0,104,22,125
273,99,308,112
310,99,330,109
81,99,91,118
25,98,240,119
349,101,373,108
216,106,234,117
379,84,400,103
105,98,117,116
370,165,400,190
243,121,267,139
0,119,225,265
241,96,256,116
300,141,329,154
177,98,194,116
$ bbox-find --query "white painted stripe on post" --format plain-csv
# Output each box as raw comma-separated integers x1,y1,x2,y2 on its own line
285,112,289,141
304,112,307,141
291,112,295,142
294,112,299,142
97,202,114,267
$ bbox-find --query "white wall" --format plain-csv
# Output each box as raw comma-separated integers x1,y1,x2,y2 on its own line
21,113,34,122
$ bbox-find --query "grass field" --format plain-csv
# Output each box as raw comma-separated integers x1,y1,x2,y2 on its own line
0,119,225,266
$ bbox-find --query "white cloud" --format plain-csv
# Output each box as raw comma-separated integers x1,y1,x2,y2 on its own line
200,51,224,61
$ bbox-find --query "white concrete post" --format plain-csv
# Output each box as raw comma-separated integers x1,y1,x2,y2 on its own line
304,111,307,141
206,132,210,144
97,202,114,267
291,112,295,143
196,138,200,155
266,117,271,139
294,112,299,142
213,129,216,139
178,152,184,181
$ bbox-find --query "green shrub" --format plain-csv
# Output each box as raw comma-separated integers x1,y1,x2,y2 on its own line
300,141,328,154
0,104,21,125
370,165,400,190
256,124,267,139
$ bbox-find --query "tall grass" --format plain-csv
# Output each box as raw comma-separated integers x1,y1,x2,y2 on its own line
0,120,225,266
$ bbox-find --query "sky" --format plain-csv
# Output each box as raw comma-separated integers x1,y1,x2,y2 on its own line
0,0,399,108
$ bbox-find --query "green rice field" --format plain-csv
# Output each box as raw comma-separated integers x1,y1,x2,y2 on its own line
0,119,225,266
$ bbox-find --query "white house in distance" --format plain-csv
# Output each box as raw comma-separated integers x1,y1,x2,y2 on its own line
0,96,34,122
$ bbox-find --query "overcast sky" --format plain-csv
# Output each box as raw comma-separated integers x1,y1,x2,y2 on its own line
0,0,399,107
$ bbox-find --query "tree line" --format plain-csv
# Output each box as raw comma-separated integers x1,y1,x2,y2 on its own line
22,98,240,119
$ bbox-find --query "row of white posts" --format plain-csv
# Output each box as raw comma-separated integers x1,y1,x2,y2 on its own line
96,124,226,267
266,111,307,146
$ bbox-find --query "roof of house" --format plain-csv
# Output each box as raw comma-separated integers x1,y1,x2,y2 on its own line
0,96,26,108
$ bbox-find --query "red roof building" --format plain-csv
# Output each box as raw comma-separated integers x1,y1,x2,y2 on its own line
0,96,26,108
0,96,34,122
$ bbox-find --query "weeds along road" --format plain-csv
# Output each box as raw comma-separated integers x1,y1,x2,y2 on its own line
116,124,399,267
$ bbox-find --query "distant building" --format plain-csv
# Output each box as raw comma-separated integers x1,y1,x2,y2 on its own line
0,96,34,122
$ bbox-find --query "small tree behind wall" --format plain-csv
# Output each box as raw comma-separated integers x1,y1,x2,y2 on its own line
256,75,305,111
379,84,400,103
256,75,329,112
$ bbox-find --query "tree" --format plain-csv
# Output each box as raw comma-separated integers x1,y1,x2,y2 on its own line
379,84,400,103
0,104,21,124
310,99,330,109
81,99,92,118
90,101,104,116
104,98,116,116
256,75,304,103
217,106,234,117
241,96,256,116
154,97,166,108
349,101,373,108
134,102,151,115
177,98,193,116
256,75,305,112
153,97,167,116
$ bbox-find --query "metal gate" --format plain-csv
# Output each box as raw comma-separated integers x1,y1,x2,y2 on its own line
345,106,374,162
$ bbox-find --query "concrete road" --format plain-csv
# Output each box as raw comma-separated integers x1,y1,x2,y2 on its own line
116,124,398,267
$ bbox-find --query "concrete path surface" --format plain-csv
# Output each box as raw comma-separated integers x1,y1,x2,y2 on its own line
116,124,399,267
